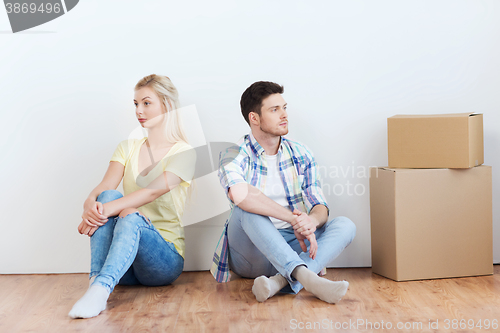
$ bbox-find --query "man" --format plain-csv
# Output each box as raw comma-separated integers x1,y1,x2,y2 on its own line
211,81,356,303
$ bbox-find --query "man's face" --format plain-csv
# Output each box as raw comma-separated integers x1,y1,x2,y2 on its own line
254,93,288,137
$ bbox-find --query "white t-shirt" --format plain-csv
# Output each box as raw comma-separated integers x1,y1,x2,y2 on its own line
263,153,290,229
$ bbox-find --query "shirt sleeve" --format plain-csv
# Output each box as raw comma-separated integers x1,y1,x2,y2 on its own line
110,140,129,166
218,144,248,194
302,151,329,214
162,144,197,187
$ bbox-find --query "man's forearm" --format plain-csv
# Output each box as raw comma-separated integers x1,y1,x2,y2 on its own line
308,204,329,228
229,183,296,224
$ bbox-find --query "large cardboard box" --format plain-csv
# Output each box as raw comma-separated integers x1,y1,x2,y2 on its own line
388,113,484,168
369,166,492,281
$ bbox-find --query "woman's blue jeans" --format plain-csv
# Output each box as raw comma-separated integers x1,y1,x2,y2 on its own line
90,190,184,293
227,206,356,294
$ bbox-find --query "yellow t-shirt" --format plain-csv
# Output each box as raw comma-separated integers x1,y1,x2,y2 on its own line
110,138,196,258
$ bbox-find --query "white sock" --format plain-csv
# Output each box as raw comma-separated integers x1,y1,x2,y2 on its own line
292,266,349,304
89,276,96,287
68,285,110,319
252,274,288,302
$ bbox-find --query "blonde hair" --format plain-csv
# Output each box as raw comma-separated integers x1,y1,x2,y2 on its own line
135,74,189,144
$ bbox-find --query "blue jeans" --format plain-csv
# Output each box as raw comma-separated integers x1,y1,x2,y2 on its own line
90,190,184,293
227,206,356,294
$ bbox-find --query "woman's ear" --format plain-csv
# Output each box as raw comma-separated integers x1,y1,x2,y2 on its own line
164,98,173,112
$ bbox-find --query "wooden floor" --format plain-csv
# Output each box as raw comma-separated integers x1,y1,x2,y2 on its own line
1,267,499,333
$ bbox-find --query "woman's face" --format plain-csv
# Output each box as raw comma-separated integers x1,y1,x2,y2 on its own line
134,86,167,128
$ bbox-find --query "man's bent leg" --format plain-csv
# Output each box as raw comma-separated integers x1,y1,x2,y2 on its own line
283,216,356,273
227,206,305,293
277,216,356,303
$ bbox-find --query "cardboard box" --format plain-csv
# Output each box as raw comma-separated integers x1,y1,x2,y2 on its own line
388,113,484,168
369,166,492,281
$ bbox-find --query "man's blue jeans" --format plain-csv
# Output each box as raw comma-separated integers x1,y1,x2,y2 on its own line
90,190,184,293
227,206,356,294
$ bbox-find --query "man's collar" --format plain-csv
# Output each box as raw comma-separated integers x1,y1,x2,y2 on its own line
249,132,284,156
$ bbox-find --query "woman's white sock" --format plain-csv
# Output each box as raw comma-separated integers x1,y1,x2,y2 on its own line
68,285,110,319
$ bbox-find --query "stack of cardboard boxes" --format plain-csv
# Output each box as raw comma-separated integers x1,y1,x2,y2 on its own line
369,113,493,281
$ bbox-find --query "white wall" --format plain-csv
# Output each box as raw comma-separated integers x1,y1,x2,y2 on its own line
1,0,499,273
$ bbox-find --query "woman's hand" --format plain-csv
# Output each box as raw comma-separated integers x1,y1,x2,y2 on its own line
82,200,108,227
78,220,99,236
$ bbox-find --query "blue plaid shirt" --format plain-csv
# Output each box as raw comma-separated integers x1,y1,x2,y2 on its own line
211,134,329,282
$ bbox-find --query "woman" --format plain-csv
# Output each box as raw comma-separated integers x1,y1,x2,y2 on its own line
69,74,196,319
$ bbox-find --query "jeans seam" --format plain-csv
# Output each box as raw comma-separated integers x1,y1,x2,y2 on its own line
113,223,145,281
100,221,145,290
136,213,183,259
166,241,183,261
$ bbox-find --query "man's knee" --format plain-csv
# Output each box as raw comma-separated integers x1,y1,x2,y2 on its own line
329,216,356,239
232,205,272,226
339,216,356,239
96,190,123,204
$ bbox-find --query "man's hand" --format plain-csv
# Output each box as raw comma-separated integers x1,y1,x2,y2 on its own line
294,228,317,260
291,208,318,236
292,209,318,259
82,201,108,228
78,220,99,237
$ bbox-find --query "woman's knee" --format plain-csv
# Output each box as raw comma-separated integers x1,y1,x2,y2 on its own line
116,209,148,227
118,208,140,218
118,207,147,218
96,190,123,204
114,211,146,235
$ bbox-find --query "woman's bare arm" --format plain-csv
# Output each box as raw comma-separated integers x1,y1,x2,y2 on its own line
79,164,182,236
85,161,125,202
81,161,125,227
101,170,182,218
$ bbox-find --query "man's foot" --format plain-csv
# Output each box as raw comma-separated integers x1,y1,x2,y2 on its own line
252,274,287,302
68,285,109,319
293,266,349,304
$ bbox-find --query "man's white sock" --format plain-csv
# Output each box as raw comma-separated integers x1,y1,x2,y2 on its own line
292,266,348,304
252,274,288,302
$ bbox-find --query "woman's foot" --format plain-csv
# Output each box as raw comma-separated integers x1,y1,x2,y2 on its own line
68,285,110,319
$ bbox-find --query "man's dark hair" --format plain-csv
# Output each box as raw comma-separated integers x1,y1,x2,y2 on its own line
240,81,284,125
